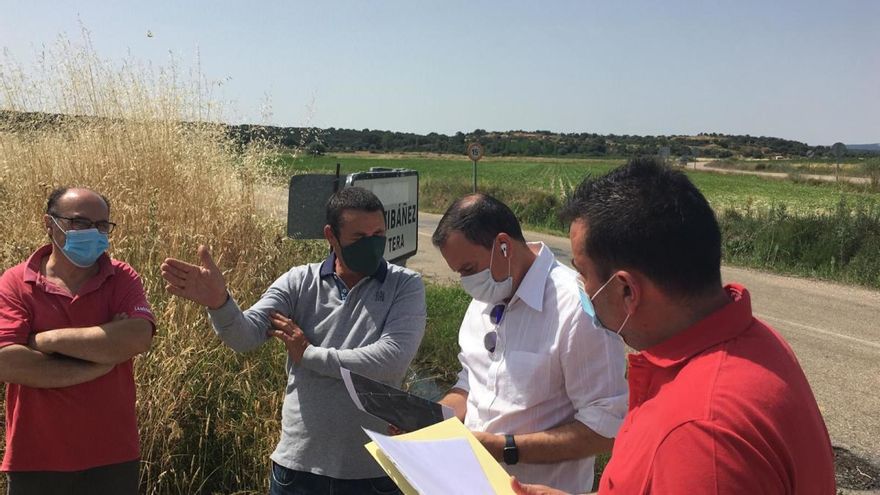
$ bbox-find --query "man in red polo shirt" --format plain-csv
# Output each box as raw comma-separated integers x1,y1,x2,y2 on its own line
513,157,835,494
0,187,155,495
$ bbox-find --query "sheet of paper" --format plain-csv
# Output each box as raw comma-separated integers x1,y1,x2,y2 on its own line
341,367,455,432
365,417,516,495
364,429,495,495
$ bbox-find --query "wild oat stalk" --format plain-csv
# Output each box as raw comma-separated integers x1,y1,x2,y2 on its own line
0,32,324,494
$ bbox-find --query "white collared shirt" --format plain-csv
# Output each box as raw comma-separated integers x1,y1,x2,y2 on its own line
454,242,628,493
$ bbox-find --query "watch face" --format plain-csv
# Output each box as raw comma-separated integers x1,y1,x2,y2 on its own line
503,436,519,465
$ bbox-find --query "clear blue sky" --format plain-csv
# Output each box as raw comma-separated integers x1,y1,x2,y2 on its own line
1,0,878,145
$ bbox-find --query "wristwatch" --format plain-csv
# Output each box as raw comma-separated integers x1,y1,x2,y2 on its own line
503,434,519,465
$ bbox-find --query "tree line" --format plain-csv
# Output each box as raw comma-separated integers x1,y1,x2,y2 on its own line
227,125,853,159
2,110,872,160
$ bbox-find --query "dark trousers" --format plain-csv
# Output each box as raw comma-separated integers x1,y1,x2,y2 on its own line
270,462,401,495
6,460,139,495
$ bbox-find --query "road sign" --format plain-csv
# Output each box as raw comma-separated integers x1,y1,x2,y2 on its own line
287,168,420,264
467,143,484,162
467,143,484,193
347,169,420,263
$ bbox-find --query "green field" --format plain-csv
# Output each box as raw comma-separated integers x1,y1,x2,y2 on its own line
275,153,880,221
274,153,616,193
276,152,880,290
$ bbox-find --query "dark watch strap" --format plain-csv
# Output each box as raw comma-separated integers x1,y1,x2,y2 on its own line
503,434,519,465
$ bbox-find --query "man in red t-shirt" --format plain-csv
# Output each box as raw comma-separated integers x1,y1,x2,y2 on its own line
513,158,836,495
0,187,155,495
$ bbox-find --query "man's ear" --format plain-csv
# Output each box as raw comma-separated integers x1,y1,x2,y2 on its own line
496,233,511,258
43,214,54,236
617,270,641,314
323,225,337,247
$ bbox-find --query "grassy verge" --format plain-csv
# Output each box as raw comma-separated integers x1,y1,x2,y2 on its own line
720,198,880,287
411,284,470,390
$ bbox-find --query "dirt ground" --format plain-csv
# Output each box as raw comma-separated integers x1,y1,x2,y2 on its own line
835,446,880,492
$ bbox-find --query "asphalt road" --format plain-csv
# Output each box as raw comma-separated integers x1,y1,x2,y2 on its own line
409,211,880,474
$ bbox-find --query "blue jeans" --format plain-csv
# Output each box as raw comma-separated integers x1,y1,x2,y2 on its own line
269,462,401,495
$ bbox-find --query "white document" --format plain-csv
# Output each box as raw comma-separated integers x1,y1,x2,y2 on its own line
364,428,496,495
341,368,455,432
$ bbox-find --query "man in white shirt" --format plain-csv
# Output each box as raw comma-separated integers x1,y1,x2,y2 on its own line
432,194,628,494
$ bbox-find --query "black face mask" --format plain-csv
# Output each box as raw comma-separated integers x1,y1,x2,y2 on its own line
340,235,386,275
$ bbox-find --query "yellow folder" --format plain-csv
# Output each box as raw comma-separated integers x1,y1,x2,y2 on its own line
364,417,516,495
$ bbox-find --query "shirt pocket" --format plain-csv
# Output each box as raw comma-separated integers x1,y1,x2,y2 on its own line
503,350,557,407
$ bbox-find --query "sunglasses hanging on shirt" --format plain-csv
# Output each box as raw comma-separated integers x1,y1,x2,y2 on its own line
484,304,506,353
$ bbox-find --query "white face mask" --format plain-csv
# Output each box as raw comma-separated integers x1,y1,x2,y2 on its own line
460,240,512,304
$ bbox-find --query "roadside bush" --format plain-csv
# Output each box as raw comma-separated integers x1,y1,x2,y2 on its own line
420,176,471,213
484,187,566,232
719,197,880,289
864,160,880,191
511,190,564,230
420,177,569,232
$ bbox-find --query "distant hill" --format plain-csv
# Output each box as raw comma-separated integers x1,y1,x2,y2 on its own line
847,143,880,154
230,126,826,160
0,109,849,160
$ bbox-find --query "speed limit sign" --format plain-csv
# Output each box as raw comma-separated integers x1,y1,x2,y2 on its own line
467,143,484,162
467,143,484,193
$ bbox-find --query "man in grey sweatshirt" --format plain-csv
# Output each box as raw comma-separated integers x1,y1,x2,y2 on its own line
161,187,427,495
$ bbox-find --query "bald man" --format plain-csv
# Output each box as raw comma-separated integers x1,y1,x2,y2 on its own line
432,194,627,494
0,187,156,495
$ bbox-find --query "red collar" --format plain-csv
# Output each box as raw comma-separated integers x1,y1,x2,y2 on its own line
23,244,115,296
639,284,754,368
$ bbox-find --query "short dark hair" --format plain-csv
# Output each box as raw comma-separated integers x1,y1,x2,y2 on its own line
325,186,385,237
560,156,721,297
46,187,111,215
432,194,526,249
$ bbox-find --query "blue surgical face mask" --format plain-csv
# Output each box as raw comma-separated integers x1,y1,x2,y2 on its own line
51,217,109,268
577,274,630,336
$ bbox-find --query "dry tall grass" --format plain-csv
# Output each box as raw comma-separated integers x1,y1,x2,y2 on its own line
0,35,324,494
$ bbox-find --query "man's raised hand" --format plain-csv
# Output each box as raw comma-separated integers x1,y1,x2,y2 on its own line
161,245,228,309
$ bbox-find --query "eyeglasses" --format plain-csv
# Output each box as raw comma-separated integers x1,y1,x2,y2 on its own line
51,215,117,234
484,304,506,353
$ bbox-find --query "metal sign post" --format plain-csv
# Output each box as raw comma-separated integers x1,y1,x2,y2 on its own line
832,142,846,183
659,146,670,163
467,142,484,193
